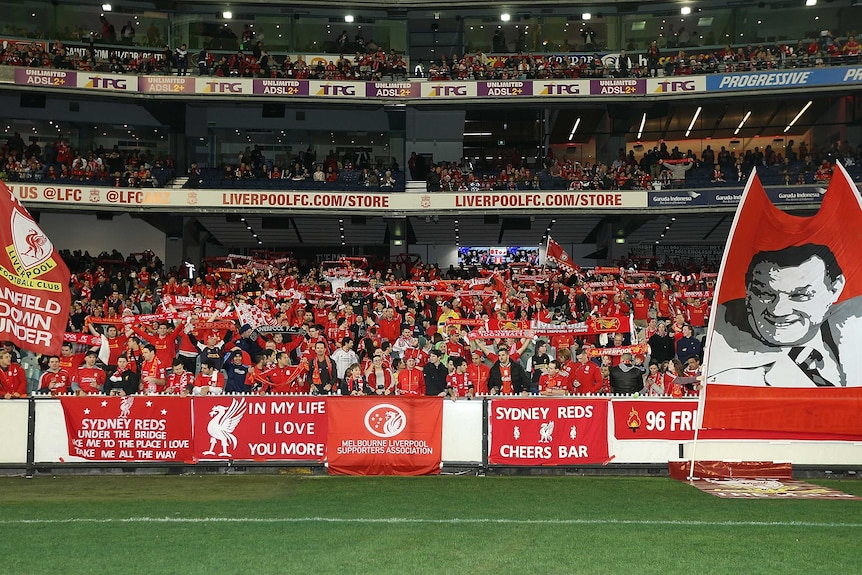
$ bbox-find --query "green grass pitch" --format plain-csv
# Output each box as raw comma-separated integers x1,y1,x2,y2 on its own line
0,474,859,574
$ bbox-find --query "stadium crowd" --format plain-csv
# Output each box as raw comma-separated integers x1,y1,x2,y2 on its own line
1,132,175,187
0,248,714,400
0,27,860,80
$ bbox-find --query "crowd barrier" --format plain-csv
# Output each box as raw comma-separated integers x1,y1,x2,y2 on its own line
2,395,859,474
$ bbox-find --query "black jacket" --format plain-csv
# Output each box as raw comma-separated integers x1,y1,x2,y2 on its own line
423,361,448,396
647,333,675,363
609,363,644,395
104,369,140,396
488,360,531,395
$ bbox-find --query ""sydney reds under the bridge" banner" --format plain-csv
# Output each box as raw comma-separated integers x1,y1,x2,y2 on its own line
60,396,193,461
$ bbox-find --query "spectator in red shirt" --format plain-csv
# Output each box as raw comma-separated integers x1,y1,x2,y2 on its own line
140,344,166,394
0,350,27,398
377,307,402,344
39,356,72,395
72,351,106,395
572,348,603,395
192,359,225,395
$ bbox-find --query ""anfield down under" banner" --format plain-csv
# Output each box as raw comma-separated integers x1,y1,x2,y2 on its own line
0,180,70,355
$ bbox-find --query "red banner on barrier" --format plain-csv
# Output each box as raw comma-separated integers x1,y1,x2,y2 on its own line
612,400,699,440
612,399,862,441
60,396,193,461
326,397,443,475
488,398,608,465
192,396,326,461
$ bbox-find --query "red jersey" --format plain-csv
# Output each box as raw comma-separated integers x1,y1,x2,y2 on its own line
685,302,709,328
572,360,603,395
467,362,490,395
655,292,675,318
377,316,402,343
0,363,28,396
498,364,513,394
193,371,225,390
132,323,185,367
59,353,86,374
538,372,571,394
396,368,425,396
104,335,128,365
631,296,652,321
265,366,307,394
40,369,72,395
166,371,194,395
75,367,106,394
446,371,474,397
444,340,467,360
140,358,166,394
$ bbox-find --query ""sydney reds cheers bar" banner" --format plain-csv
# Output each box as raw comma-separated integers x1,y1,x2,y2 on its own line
489,398,609,465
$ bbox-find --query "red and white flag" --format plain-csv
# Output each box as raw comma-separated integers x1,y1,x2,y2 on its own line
545,235,578,272
235,302,274,330
701,165,862,437
0,181,70,355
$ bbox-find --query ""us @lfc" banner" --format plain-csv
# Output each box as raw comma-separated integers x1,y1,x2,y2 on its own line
192,396,327,461
489,398,609,465
326,397,443,475
60,396,193,461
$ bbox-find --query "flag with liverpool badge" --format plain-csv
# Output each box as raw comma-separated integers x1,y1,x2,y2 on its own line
545,235,578,272
0,180,70,355
326,397,443,475
701,164,862,437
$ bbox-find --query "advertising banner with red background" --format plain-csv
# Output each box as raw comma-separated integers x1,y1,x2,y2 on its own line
192,396,326,461
60,396,193,461
613,399,862,441
489,398,609,465
326,397,442,475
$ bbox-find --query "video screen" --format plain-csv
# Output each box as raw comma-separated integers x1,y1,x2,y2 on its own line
458,246,539,266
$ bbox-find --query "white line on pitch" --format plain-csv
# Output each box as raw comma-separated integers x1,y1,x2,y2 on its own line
1,517,861,528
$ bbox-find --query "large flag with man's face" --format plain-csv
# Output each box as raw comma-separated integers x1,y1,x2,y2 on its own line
0,181,70,355
700,165,862,437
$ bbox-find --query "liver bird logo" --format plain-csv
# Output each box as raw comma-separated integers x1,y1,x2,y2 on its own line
23,229,48,259
202,398,247,456
11,208,54,270
119,396,134,419
538,421,554,443
364,403,407,438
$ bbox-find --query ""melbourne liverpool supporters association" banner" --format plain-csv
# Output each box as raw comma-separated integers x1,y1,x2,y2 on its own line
326,397,443,475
